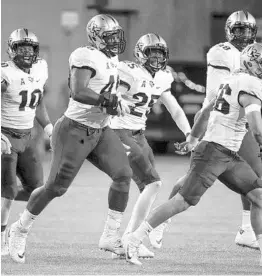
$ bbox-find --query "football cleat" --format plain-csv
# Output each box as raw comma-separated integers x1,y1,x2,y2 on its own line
124,233,142,266
99,230,125,256
1,230,9,256
8,221,29,263
149,219,171,249
111,243,154,259
137,243,154,259
235,225,259,250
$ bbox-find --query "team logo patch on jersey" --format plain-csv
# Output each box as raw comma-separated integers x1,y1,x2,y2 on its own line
247,47,261,61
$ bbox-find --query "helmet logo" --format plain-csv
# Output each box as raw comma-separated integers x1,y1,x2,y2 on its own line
136,42,144,52
88,21,101,36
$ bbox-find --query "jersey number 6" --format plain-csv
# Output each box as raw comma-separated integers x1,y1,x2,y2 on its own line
214,83,232,115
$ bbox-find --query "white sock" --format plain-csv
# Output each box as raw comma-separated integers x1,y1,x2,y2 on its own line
104,209,123,231
1,197,13,227
242,210,251,227
257,234,262,253
124,181,161,236
133,221,153,242
1,230,6,244
19,209,37,231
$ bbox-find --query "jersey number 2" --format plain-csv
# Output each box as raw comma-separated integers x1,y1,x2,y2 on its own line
214,84,232,115
19,89,42,111
129,93,159,117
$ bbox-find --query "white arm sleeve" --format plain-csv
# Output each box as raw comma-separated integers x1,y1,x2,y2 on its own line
160,91,191,136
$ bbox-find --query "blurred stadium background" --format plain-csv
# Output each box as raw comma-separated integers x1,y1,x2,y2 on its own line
2,0,262,154
1,1,262,275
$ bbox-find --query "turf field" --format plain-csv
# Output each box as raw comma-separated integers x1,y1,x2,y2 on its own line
1,154,261,275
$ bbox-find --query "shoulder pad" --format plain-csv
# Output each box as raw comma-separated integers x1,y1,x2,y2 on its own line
121,60,139,70
207,43,236,69
118,61,139,75
238,74,262,101
35,58,48,67
69,46,100,69
160,68,174,83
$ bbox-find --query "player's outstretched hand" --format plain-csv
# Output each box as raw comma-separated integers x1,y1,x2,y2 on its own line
1,133,12,154
174,141,194,155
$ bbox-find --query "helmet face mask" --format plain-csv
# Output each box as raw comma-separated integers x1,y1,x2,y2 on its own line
86,14,126,57
241,43,262,79
225,11,257,51
134,33,169,73
13,43,38,69
102,29,126,56
144,47,168,72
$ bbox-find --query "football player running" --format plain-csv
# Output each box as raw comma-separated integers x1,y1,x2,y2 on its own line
1,29,53,256
8,14,132,264
149,10,261,250
124,42,262,266
110,33,191,259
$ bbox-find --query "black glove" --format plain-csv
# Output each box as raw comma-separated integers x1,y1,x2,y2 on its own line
98,93,119,115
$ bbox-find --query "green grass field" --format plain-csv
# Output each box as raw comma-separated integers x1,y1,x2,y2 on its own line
1,154,261,275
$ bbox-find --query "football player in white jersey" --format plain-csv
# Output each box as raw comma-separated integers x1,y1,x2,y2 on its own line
109,33,191,259
149,10,261,250
8,14,132,264
1,29,53,256
124,42,262,266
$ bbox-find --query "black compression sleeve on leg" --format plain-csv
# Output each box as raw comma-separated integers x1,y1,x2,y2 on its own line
108,186,129,212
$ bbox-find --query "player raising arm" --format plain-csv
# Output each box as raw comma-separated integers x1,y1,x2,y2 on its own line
124,43,262,266
149,10,261,249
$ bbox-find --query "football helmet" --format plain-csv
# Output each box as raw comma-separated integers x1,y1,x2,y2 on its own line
225,11,257,51
241,43,262,79
86,14,126,57
134,33,169,73
7,28,39,69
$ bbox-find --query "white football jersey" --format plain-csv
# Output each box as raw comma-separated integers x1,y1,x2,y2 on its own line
1,59,48,129
64,46,119,128
203,42,240,107
110,61,173,130
203,71,262,152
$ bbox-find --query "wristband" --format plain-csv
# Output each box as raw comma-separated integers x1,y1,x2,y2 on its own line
186,134,199,146
44,123,53,137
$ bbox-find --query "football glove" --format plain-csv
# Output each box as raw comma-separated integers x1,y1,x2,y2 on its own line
99,93,119,116
1,133,12,154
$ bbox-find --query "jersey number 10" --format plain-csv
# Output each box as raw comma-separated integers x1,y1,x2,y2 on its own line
214,83,232,115
19,89,42,111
